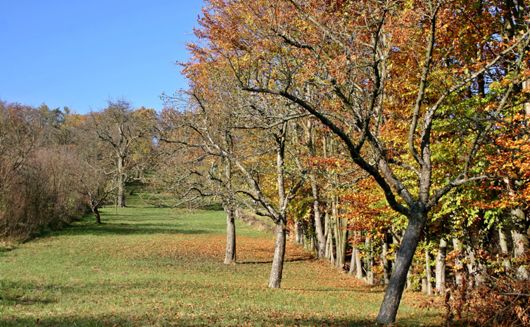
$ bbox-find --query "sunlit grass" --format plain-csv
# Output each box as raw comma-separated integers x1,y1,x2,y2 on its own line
0,198,442,326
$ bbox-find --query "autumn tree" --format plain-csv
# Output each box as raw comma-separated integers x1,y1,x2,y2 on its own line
189,0,529,323
178,58,308,286
157,101,242,264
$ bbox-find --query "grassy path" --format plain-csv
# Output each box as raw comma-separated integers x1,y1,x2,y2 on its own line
0,202,441,326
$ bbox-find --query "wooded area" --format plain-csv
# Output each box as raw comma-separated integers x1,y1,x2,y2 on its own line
1,0,529,325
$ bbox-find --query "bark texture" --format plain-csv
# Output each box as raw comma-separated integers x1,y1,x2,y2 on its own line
268,222,287,288
435,238,447,294
424,248,432,295
376,211,426,324
117,155,126,207
498,228,511,270
452,238,464,287
310,174,326,257
93,207,102,224
224,207,236,264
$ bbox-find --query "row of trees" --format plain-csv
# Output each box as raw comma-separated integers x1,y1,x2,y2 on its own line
0,100,156,239
157,0,529,324
2,0,528,324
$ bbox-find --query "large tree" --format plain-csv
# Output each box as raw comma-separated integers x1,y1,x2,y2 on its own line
189,0,529,323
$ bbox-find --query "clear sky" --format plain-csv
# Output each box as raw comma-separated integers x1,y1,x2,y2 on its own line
0,0,204,113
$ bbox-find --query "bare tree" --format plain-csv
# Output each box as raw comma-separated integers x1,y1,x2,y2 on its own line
91,101,155,207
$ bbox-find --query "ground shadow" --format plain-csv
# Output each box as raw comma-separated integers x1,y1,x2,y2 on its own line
0,313,444,326
237,256,316,265
62,221,212,237
0,280,58,306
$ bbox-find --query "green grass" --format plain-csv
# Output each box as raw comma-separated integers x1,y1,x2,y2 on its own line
0,198,442,326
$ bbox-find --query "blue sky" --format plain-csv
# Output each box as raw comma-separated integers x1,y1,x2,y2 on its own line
0,0,204,113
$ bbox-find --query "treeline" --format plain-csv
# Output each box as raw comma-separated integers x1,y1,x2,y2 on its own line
0,103,83,239
2,0,528,325
0,101,156,240
156,0,529,325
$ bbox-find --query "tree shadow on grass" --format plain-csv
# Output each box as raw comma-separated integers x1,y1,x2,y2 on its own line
0,280,58,306
62,222,212,237
237,256,316,265
284,287,373,293
0,280,442,326
0,313,443,326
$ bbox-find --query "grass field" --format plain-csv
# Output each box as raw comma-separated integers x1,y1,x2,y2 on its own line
0,199,442,326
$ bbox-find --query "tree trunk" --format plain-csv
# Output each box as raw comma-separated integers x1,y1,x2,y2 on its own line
435,238,447,294
465,246,477,288
269,222,287,288
328,231,335,265
381,232,391,285
452,238,464,287
333,197,347,269
295,220,304,245
355,240,364,279
117,155,126,207
223,155,236,265
365,236,374,285
324,211,334,263
406,269,412,290
511,208,529,280
376,210,426,324
512,229,529,279
310,173,326,257
93,207,102,224
523,78,530,115
498,227,511,271
349,242,357,275
421,277,427,294
425,247,432,295
224,206,236,264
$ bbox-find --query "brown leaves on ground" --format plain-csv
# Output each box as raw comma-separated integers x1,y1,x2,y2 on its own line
109,233,309,263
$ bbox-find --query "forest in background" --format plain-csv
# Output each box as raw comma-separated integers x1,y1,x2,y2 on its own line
1,0,529,325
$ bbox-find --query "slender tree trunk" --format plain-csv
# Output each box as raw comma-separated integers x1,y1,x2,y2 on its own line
269,221,287,288
406,269,412,290
295,220,304,245
324,211,333,261
425,247,433,295
349,242,357,275
376,210,426,324
452,238,464,287
93,207,102,224
465,246,477,288
435,238,447,294
304,233,314,251
328,231,335,265
335,226,347,269
523,78,530,115
382,232,391,285
381,242,389,285
310,173,326,257
421,277,427,294
365,236,374,285
224,206,236,264
498,227,511,271
333,197,347,269
355,238,364,279
511,208,529,280
512,229,529,279
223,154,237,265
117,155,126,207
